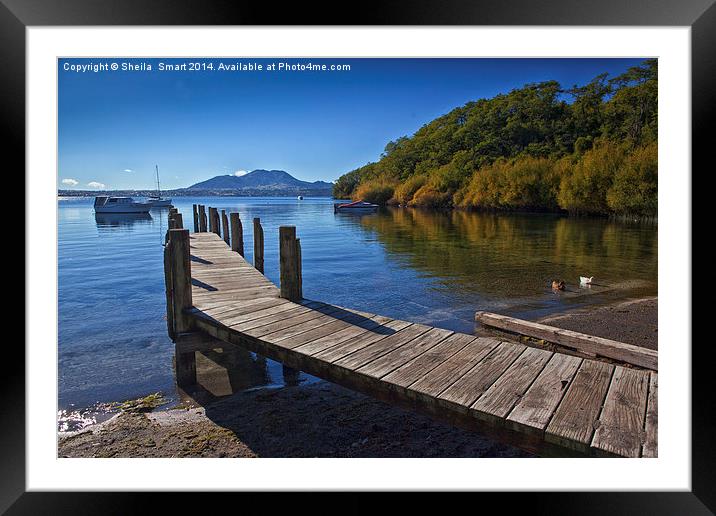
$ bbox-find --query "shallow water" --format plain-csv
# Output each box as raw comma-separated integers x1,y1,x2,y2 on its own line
58,197,657,428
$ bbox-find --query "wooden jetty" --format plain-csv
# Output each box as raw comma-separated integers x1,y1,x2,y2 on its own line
164,205,658,458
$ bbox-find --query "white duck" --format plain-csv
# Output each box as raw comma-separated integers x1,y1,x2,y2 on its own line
579,276,593,285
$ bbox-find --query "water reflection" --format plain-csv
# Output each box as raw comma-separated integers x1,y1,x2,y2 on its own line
94,212,153,228
358,208,657,302
187,346,314,405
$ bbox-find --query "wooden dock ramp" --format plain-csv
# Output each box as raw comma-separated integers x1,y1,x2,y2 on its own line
165,213,657,458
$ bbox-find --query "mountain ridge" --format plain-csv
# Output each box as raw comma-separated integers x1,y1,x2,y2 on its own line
188,169,333,191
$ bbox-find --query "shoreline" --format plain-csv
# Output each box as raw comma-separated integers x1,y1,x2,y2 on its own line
537,296,657,350
59,296,657,458
59,382,530,458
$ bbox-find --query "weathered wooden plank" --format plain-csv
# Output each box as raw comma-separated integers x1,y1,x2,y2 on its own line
191,276,271,288
192,288,280,302
228,302,323,332
358,326,454,379
191,279,272,292
191,298,289,321
475,311,657,370
471,347,553,421
545,360,614,453
192,267,260,277
272,308,375,347
506,354,583,432
245,304,343,339
191,295,281,312
295,317,403,357
642,372,658,458
333,324,433,370
591,366,650,457
438,342,526,409
207,299,299,327
193,285,278,300
192,285,279,301
409,337,502,398
192,272,273,287
257,305,348,342
192,288,279,305
383,333,477,388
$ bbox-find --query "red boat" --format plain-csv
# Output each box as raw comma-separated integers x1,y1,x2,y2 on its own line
333,200,379,213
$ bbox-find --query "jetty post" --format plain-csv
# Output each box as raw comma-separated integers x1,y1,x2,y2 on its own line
230,212,244,256
253,218,264,273
192,204,199,233
199,205,208,232
208,207,215,234
165,228,196,386
208,207,219,235
221,210,230,245
279,226,302,301
172,212,184,230
213,208,221,237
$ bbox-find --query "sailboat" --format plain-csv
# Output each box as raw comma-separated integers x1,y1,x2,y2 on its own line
147,165,172,207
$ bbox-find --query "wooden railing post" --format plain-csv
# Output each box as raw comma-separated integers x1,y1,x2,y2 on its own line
163,238,175,340
192,204,199,233
208,207,218,235
168,228,193,335
173,212,183,229
175,347,197,388
253,217,264,273
230,212,244,256
207,207,215,233
221,210,230,245
199,205,208,232
213,209,221,237
279,226,302,301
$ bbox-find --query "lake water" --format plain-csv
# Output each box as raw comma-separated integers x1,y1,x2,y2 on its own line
58,196,657,429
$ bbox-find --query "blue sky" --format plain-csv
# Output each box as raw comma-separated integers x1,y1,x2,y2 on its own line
58,57,646,190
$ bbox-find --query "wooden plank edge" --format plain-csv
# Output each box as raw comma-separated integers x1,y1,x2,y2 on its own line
475,311,657,370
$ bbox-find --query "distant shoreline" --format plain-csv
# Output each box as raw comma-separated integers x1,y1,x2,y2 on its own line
58,189,335,198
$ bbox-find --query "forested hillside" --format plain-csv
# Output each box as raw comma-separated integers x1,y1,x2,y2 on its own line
333,59,657,217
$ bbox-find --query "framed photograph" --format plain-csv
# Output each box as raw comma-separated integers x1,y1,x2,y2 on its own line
6,0,713,512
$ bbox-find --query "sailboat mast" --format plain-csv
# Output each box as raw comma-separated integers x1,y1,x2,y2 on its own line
155,165,161,196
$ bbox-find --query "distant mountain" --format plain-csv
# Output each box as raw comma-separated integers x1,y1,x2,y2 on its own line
57,169,336,198
188,169,333,194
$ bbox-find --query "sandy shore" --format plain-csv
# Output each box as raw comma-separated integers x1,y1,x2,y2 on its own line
59,382,529,458
59,296,657,458
538,297,657,350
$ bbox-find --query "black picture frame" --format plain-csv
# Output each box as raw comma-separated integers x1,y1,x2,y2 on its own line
4,0,713,513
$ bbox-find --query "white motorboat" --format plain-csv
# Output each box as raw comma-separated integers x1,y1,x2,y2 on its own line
94,196,152,213
147,197,173,207
333,200,379,214
147,165,172,207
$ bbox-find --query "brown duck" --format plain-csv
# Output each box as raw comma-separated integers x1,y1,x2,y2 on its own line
552,280,566,291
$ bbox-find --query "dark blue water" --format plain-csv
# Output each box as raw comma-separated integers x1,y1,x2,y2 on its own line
58,197,657,426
